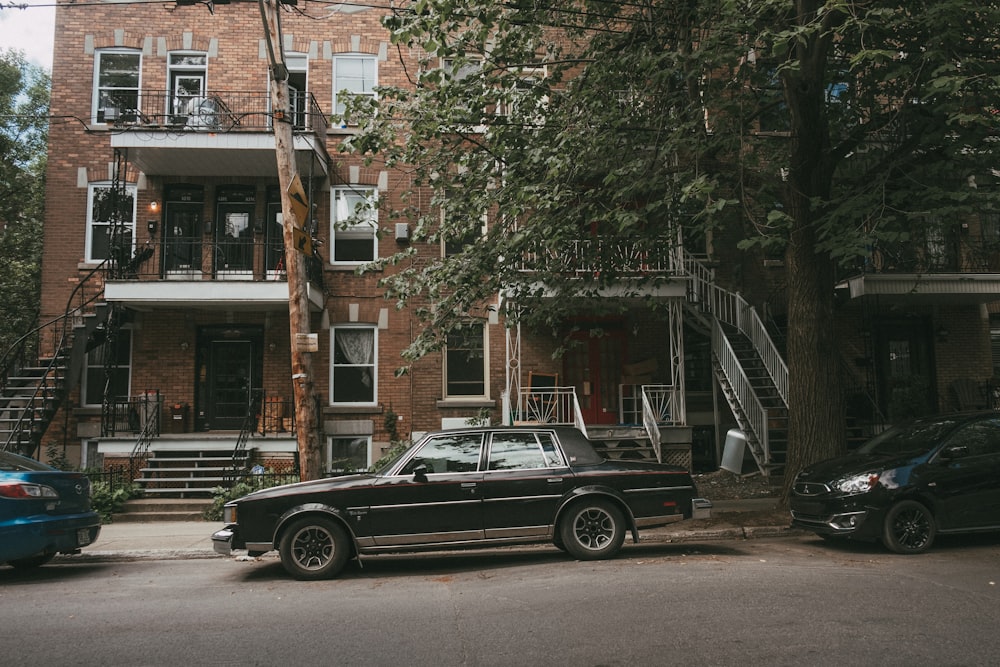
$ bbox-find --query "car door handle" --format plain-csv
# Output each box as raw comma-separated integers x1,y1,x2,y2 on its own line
461,482,478,489
547,478,563,484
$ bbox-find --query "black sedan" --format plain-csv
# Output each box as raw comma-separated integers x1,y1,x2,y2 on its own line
791,411,1000,553
213,426,711,579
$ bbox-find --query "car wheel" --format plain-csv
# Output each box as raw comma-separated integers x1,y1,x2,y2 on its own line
279,517,350,580
8,552,56,569
559,499,626,561
882,500,936,554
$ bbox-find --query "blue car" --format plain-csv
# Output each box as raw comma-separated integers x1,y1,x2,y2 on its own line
1,450,101,569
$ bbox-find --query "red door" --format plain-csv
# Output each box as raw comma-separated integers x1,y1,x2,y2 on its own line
563,330,625,425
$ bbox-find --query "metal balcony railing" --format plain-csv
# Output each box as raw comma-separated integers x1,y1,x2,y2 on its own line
116,236,323,285
103,89,328,135
520,237,680,275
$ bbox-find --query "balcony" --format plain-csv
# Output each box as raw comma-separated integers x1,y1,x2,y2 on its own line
838,234,1000,305
104,236,325,311
105,90,330,178
517,237,687,300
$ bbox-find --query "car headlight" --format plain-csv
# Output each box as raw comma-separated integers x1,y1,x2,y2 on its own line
833,471,880,495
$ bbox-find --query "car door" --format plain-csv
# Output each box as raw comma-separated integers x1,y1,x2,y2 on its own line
925,417,1000,530
480,431,573,540
368,432,485,547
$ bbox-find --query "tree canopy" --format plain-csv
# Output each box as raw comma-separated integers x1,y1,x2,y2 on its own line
344,1,1000,483
0,49,49,352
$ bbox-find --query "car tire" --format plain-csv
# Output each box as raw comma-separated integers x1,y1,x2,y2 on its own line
8,552,56,569
559,499,626,561
279,516,351,580
882,500,936,554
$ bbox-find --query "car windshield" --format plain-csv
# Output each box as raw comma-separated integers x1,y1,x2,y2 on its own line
0,451,53,472
857,418,958,457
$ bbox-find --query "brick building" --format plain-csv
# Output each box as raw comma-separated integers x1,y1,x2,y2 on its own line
14,0,1000,493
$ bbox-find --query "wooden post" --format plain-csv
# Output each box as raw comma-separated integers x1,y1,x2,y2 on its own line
259,0,322,481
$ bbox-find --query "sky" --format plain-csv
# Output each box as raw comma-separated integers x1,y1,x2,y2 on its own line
1,2,56,71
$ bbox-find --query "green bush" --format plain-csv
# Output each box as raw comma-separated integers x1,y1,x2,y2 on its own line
203,474,298,521
91,482,140,524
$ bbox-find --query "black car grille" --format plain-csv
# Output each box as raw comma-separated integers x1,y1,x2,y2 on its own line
793,481,832,497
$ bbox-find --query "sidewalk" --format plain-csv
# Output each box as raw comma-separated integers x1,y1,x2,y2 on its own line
56,498,796,563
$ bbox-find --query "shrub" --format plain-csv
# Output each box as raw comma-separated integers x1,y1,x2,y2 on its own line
91,482,140,524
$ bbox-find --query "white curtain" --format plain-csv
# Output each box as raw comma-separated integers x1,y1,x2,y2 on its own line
337,329,374,387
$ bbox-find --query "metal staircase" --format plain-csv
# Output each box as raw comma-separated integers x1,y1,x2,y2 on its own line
0,264,111,457
683,251,789,477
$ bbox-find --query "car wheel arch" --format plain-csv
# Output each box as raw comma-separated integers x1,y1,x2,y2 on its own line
273,504,358,557
556,487,638,542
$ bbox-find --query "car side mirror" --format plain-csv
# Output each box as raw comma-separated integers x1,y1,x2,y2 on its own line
940,445,969,461
413,463,428,483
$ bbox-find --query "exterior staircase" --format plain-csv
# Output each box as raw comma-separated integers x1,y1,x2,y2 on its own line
683,251,790,477
134,447,250,497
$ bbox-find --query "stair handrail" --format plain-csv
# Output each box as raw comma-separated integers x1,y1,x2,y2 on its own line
128,391,161,479
713,319,771,466
639,389,663,463
1,261,109,454
231,390,263,472
683,249,789,407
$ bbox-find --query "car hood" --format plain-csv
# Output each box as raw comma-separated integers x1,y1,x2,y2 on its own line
797,452,922,481
240,472,377,501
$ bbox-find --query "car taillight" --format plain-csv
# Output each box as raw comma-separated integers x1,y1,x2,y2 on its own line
0,481,59,499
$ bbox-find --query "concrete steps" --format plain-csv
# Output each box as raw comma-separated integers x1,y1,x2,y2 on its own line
114,497,213,522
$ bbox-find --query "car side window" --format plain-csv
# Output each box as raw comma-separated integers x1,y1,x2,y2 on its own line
399,433,484,474
488,432,555,470
949,419,1000,458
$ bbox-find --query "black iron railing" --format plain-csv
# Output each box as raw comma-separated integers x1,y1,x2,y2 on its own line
104,89,328,135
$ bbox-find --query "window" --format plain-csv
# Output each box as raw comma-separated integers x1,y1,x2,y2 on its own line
83,329,132,407
327,436,371,472
168,52,207,119
331,186,378,263
487,432,564,470
398,433,484,475
94,49,141,124
442,205,487,257
86,183,136,263
498,66,547,126
445,324,487,398
333,55,377,117
331,326,377,405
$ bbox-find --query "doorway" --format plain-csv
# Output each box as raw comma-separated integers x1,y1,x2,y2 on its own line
874,317,936,421
162,184,203,276
562,328,626,425
196,326,263,430
214,186,256,276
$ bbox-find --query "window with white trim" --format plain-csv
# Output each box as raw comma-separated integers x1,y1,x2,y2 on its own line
86,183,136,263
168,52,207,119
331,186,378,264
330,325,377,405
93,49,141,124
327,435,371,473
445,323,488,398
83,329,132,407
333,54,377,117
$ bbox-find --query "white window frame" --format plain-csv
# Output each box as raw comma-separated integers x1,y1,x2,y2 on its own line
333,54,377,118
331,186,379,265
441,207,488,258
443,323,489,400
93,48,142,124
329,325,378,406
167,52,208,119
326,435,372,473
86,182,137,263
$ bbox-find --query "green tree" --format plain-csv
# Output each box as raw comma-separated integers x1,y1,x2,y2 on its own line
344,1,1000,493
0,49,49,352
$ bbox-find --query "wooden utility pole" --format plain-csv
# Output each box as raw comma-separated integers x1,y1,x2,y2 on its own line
259,0,322,480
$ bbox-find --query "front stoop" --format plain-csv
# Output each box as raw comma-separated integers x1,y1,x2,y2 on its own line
114,497,213,522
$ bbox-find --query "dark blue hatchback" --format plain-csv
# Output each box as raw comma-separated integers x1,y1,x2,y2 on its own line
0,450,101,569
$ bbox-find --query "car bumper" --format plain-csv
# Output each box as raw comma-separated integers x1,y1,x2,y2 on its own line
790,496,884,539
212,526,236,556
0,512,101,563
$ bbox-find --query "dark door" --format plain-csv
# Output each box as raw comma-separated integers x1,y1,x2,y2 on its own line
924,417,1000,530
265,191,285,275
215,187,255,275
875,318,936,421
197,326,263,431
563,329,625,425
162,186,203,275
369,432,485,546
